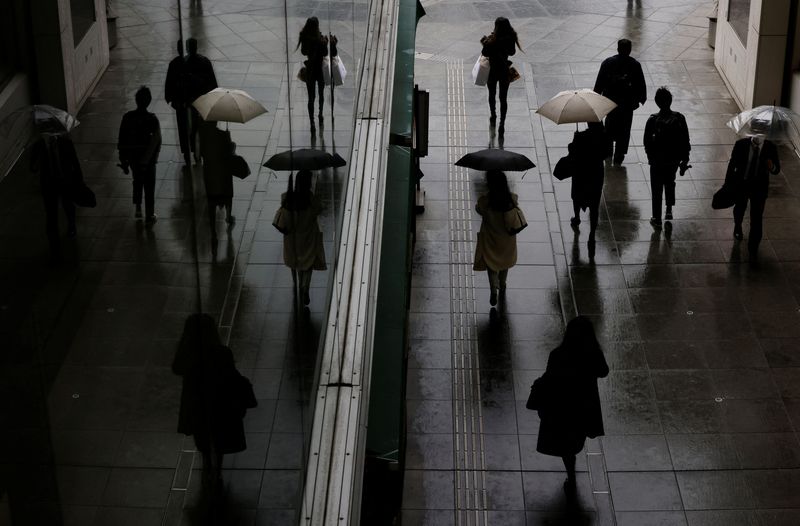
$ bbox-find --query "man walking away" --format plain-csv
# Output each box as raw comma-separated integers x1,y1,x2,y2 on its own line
643,87,690,227
184,38,218,162
165,40,193,166
118,86,162,224
594,39,647,166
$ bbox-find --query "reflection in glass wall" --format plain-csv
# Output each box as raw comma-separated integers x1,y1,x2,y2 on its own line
728,0,751,45
70,0,96,46
0,0,369,523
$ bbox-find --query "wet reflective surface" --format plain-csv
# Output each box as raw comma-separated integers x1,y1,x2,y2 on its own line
0,0,368,523
406,0,800,524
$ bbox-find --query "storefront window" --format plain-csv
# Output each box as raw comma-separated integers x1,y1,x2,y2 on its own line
70,0,96,46
728,0,751,45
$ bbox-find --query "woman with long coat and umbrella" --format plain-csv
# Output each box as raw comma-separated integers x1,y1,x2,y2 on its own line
566,122,609,243
473,170,518,307
198,120,235,243
533,316,608,496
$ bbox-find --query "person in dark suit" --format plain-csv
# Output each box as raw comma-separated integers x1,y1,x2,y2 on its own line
199,121,235,244
183,38,218,163
173,313,257,489
480,17,521,136
118,86,162,223
534,316,608,497
165,40,193,165
724,127,780,261
594,39,647,165
568,122,609,244
643,87,690,227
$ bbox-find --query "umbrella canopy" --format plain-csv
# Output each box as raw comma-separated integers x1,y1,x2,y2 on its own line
454,148,535,171
263,149,347,171
192,88,267,123
0,104,79,139
727,105,800,147
536,89,616,124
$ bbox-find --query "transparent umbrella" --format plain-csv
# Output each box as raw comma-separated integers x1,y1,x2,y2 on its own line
727,105,800,151
0,104,80,140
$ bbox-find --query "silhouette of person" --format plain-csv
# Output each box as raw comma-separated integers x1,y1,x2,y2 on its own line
184,37,218,163
480,17,521,136
165,40,193,165
118,86,162,224
643,87,690,227
534,316,608,497
277,170,327,306
30,133,82,262
567,122,608,244
298,17,335,133
594,39,647,165
473,170,519,306
724,124,780,263
198,121,235,244
173,313,257,489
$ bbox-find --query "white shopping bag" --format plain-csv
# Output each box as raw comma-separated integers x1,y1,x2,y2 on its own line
472,55,490,86
322,56,332,85
331,56,347,86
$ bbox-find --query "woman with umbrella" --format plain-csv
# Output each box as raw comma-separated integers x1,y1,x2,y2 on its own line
473,170,518,306
562,122,609,243
198,120,235,243
480,17,522,135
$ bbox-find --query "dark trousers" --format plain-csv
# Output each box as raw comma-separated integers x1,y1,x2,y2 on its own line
487,73,510,121
175,104,199,156
733,193,766,254
649,163,678,219
132,163,157,217
306,78,324,119
605,107,634,160
42,190,76,256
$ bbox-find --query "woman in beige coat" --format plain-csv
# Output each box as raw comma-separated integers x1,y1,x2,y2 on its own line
473,170,518,306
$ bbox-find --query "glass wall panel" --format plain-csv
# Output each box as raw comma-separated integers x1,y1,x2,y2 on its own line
728,0,751,45
70,0,96,46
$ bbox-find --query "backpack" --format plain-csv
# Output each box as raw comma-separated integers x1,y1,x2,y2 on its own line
648,112,684,162
119,111,156,163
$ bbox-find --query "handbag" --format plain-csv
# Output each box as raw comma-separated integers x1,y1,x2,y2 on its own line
231,155,250,179
508,66,520,83
321,56,332,86
712,184,738,209
472,55,490,86
526,375,548,410
272,206,291,234
297,64,307,83
503,206,527,235
553,155,576,181
331,56,346,86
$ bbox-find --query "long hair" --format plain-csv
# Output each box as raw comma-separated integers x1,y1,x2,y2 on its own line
284,169,313,211
486,170,514,211
560,315,601,356
489,17,522,51
296,17,322,51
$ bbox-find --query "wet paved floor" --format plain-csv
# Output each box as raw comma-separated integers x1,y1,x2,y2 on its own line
405,1,800,525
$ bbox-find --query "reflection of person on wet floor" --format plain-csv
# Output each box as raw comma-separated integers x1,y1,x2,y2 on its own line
473,170,518,307
724,127,780,262
480,17,521,136
568,122,608,243
173,313,257,489
298,17,336,133
118,86,162,224
30,133,81,262
198,121,235,244
643,87,690,227
280,170,327,306
535,316,608,497
593,39,646,165
184,38,218,163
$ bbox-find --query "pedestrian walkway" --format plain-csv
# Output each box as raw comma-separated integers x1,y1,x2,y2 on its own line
405,1,800,524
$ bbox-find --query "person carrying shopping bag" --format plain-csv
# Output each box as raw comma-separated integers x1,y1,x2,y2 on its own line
480,17,522,136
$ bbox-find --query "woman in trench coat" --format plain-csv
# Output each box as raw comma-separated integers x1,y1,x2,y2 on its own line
535,316,608,495
569,122,609,243
473,170,518,306
198,121,235,243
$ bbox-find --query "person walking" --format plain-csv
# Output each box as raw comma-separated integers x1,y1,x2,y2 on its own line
198,120,235,243
723,124,780,262
30,133,82,262
566,122,608,243
183,37,218,163
173,313,257,491
297,17,336,133
480,17,521,136
473,170,519,306
593,39,647,165
118,86,162,224
276,170,327,306
643,87,690,227
531,316,609,497
165,40,193,166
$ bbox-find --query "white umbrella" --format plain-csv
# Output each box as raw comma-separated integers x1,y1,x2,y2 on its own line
192,88,267,123
536,89,617,127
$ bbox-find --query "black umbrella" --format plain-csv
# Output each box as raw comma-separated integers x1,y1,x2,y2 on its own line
454,148,535,171
263,148,346,171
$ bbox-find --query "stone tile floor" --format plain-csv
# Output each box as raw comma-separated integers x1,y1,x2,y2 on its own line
406,0,800,525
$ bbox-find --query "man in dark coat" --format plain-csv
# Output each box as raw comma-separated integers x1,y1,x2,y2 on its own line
594,39,647,165
643,87,690,227
118,86,162,223
184,38,217,164
165,40,193,166
724,127,780,262
567,122,608,243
